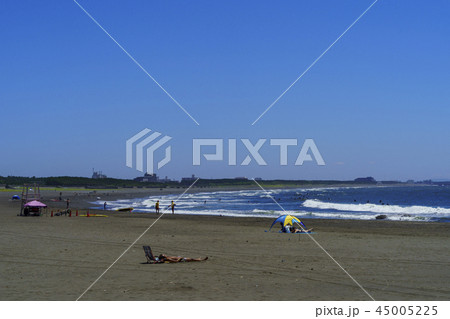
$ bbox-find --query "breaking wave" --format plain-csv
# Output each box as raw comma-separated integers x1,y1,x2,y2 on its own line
92,185,450,222
302,199,450,217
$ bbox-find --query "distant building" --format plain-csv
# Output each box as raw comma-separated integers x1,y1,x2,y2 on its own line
134,174,173,183
354,177,376,183
181,174,197,183
254,177,262,181
134,173,158,183
92,170,107,179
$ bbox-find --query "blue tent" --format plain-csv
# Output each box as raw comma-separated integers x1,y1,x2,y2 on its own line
12,195,20,200
268,215,307,232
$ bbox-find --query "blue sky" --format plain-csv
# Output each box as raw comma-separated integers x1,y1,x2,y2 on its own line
1,0,449,181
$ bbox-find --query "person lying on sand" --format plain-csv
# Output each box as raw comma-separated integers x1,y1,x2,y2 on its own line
291,226,313,233
157,254,208,263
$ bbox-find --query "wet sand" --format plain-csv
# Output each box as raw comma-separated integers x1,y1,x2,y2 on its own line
0,188,449,300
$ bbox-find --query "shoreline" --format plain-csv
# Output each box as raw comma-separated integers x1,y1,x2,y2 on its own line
3,183,447,223
79,185,450,223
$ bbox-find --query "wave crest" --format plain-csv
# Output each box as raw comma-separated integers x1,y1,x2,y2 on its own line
302,199,450,216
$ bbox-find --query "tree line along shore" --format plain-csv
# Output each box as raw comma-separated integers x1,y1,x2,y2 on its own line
0,175,411,190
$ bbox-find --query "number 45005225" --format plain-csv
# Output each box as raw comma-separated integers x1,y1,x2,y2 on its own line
375,306,438,316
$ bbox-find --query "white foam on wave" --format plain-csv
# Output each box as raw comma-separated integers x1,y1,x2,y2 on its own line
294,185,379,192
130,209,279,219
303,199,450,217
91,186,449,222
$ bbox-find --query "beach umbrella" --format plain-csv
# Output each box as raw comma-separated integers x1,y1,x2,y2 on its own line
23,200,47,207
268,215,306,232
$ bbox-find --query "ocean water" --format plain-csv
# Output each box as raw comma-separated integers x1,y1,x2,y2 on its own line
93,185,450,222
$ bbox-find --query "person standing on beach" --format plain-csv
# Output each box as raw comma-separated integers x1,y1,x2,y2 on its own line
66,199,70,209
103,202,107,210
155,200,160,214
169,201,176,214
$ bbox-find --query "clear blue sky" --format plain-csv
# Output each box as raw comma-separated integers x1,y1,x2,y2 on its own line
1,0,449,181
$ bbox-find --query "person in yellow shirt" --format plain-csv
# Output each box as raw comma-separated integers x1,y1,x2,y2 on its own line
169,201,176,214
155,200,160,214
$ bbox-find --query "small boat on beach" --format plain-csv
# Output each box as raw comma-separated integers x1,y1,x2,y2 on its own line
116,207,134,212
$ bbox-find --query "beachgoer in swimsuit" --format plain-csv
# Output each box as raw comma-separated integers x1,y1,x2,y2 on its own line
158,254,208,263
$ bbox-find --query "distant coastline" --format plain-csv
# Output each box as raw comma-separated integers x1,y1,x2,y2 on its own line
1,174,440,191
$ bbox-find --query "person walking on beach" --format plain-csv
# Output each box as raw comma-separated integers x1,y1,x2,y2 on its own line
66,199,70,209
155,200,160,214
103,202,107,210
169,201,176,214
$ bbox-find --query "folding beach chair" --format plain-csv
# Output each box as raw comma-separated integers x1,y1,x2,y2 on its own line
143,246,161,264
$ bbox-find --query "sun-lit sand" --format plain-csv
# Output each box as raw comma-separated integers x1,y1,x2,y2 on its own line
0,188,449,300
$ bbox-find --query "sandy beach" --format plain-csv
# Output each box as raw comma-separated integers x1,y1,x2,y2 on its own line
0,188,449,301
